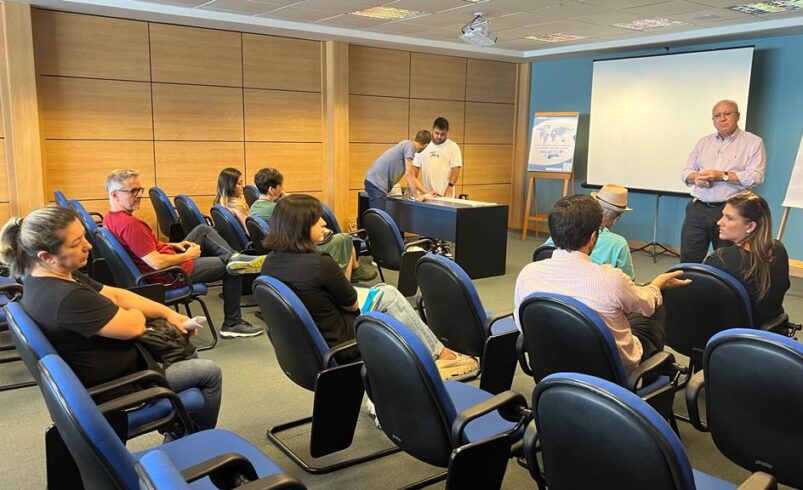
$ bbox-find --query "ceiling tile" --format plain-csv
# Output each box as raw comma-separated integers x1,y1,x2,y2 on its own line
574,10,647,25
531,3,621,23
385,0,470,13
317,13,391,27
627,0,711,17
671,7,752,23
198,0,279,15
586,0,661,8
140,0,211,7
295,0,383,13
370,20,435,33
257,5,330,21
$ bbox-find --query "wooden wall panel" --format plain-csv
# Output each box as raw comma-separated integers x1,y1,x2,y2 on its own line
350,95,408,143
409,99,465,143
155,142,244,195
349,46,409,98
348,143,387,189
153,84,243,141
76,198,158,230
0,203,10,223
33,10,150,80
39,77,152,139
43,141,155,199
149,23,242,86
410,53,466,101
462,183,511,206
245,142,323,192
0,143,7,202
244,90,322,142
466,59,517,104
464,102,515,145
347,189,362,227
462,145,513,185
243,34,321,92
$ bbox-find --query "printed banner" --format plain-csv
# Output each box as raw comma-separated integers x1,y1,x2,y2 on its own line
528,112,579,173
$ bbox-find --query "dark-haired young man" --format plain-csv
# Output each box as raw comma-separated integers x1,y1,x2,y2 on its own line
514,194,690,373
413,117,462,197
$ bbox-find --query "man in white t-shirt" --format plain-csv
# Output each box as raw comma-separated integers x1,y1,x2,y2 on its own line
413,117,462,197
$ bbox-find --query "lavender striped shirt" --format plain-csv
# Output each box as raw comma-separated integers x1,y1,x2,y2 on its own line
681,128,765,203
514,250,662,373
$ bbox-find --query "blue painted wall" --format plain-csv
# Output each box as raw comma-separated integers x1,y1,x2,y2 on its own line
528,32,803,260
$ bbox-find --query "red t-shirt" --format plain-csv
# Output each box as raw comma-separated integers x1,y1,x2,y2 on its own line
103,210,194,282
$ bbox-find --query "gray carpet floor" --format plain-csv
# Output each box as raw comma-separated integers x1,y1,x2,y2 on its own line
0,232,800,489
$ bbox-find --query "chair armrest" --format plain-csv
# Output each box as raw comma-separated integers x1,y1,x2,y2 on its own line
485,310,513,332
515,334,533,376
89,211,104,225
625,351,675,392
451,390,530,445
348,227,367,240
0,283,23,301
180,452,258,484
97,386,195,436
135,266,190,288
416,296,426,323
685,370,709,432
736,471,777,490
522,420,546,487
404,238,434,250
87,369,169,397
757,313,789,334
204,215,214,227
323,339,359,368
238,474,308,490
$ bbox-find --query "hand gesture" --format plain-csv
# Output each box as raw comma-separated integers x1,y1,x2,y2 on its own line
650,270,692,290
166,312,193,334
183,243,201,260
694,178,712,188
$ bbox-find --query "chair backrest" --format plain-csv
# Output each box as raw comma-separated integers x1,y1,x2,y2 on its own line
663,263,753,364
5,302,58,384
415,253,489,358
243,185,259,208
362,208,404,271
532,373,695,490
245,216,271,255
93,228,140,289
253,276,330,391
518,292,628,385
210,205,249,251
148,187,182,240
704,329,803,487
69,199,99,235
321,203,343,234
174,195,206,236
354,312,457,468
532,244,556,262
54,190,70,208
38,355,138,489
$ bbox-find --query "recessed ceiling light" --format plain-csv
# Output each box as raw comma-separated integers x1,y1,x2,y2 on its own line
350,6,425,20
614,17,687,30
729,0,801,14
525,33,589,42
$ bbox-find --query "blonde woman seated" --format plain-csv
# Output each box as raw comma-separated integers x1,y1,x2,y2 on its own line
213,167,251,233
249,167,376,283
260,194,477,379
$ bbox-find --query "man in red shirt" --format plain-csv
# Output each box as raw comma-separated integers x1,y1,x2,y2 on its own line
103,169,264,338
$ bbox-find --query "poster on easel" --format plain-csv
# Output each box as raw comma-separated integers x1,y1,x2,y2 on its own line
527,111,579,173
782,132,803,209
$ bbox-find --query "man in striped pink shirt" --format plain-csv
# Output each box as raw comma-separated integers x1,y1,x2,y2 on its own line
514,195,690,373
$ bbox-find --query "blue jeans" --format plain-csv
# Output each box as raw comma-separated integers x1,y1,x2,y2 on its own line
185,225,242,325
165,357,223,431
364,180,388,211
371,284,444,357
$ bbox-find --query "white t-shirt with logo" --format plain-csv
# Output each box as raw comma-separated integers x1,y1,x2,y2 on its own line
412,139,462,196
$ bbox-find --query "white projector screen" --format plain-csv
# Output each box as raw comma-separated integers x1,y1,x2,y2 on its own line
586,47,754,195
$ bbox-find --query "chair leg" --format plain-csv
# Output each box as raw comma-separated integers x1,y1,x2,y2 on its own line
192,297,218,351
377,265,385,283
46,425,84,490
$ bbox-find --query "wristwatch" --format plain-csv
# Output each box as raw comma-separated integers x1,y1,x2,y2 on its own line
447,182,455,187
722,171,729,181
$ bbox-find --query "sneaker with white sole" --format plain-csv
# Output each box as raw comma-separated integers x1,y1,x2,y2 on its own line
350,265,378,283
365,399,382,429
220,319,264,338
436,354,479,380
226,254,266,275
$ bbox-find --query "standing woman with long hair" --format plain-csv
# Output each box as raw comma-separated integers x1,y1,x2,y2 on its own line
704,192,790,326
214,167,250,232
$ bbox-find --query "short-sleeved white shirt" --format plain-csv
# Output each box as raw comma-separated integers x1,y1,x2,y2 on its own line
413,139,462,195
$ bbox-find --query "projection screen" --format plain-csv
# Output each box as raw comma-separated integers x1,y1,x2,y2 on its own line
586,47,754,195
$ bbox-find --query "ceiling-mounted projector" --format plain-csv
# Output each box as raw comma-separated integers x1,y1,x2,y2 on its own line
460,13,497,47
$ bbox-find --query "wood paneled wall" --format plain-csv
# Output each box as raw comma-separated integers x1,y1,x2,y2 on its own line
33,9,323,231
347,45,518,225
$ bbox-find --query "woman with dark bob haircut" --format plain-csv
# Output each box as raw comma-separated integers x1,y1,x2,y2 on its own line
0,206,222,434
704,191,790,327
260,194,477,378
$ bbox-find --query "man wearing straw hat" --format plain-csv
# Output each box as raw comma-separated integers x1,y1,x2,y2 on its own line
545,183,635,279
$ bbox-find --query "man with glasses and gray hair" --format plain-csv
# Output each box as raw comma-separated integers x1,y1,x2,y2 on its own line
103,169,265,338
680,99,765,263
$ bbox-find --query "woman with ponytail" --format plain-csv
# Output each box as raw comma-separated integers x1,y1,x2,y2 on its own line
703,192,790,326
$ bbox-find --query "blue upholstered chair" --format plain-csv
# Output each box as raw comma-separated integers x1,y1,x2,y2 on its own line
415,253,519,394
210,204,252,252
686,329,802,488
148,187,185,242
531,244,556,262
253,275,398,474
362,208,432,296
37,354,305,490
93,228,217,350
174,194,212,236
355,312,531,488
0,279,33,392
243,184,260,208
245,215,271,255
68,199,114,284
517,292,677,429
53,190,69,208
322,202,368,256
525,373,776,490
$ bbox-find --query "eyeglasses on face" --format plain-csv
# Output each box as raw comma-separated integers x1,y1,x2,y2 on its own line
712,111,736,119
117,187,144,197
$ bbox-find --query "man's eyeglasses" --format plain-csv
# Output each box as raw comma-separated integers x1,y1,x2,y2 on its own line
712,111,736,119
117,187,144,197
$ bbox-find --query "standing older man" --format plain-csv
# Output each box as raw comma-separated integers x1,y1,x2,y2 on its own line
680,99,765,263
413,117,462,197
